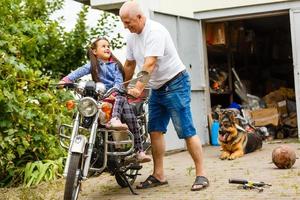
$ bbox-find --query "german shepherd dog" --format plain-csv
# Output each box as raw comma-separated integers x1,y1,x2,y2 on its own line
218,109,263,160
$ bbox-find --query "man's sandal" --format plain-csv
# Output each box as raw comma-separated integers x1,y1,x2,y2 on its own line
191,176,209,191
136,175,168,189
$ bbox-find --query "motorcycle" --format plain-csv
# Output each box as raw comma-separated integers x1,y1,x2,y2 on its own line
57,80,150,200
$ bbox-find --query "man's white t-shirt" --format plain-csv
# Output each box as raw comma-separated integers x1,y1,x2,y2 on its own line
126,19,186,89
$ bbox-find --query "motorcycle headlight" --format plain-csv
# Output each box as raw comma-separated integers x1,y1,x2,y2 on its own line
77,97,98,117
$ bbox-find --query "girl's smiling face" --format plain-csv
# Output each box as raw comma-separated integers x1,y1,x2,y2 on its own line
93,39,111,61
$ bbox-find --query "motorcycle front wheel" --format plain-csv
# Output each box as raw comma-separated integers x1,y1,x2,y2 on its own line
64,153,82,200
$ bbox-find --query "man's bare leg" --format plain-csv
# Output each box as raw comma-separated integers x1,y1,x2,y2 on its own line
186,135,207,190
150,131,167,182
186,135,209,191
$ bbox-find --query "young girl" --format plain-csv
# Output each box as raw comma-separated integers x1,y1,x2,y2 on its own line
59,37,151,163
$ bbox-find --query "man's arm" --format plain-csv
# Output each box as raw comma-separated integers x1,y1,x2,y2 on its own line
142,56,157,74
129,56,157,97
123,59,136,87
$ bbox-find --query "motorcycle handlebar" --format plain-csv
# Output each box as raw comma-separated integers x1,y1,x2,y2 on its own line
103,87,136,99
56,83,77,89
56,82,139,100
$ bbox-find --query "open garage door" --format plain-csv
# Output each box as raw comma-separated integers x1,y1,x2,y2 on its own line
290,8,300,139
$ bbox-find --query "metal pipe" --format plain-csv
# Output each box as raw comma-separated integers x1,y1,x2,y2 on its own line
107,131,135,156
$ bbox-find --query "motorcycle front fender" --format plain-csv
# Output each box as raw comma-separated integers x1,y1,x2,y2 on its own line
70,135,87,153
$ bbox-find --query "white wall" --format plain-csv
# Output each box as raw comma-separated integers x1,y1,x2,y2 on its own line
90,0,291,18
158,0,291,17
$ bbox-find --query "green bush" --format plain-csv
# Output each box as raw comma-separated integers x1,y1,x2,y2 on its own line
0,64,73,187
0,0,124,187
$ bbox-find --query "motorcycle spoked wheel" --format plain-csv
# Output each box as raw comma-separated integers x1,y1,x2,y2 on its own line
64,153,82,200
115,169,139,188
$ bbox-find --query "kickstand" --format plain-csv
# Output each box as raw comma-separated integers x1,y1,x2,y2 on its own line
121,174,138,195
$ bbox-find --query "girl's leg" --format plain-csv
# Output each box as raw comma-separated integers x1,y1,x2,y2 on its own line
121,101,151,162
107,95,128,130
110,96,150,162
112,95,126,119
121,101,143,152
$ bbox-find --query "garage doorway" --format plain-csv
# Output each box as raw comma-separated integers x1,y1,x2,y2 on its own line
206,13,298,139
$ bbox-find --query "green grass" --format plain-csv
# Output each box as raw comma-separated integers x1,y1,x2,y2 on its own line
186,166,195,176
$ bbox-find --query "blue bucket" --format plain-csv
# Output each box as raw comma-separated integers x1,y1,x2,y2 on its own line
211,121,220,146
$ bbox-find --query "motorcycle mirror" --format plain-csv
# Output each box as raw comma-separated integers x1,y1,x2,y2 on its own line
96,82,106,94
75,81,86,95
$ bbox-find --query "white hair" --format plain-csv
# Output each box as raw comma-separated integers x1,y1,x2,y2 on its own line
119,1,143,18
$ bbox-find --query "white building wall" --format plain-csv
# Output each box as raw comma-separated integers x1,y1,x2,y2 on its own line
158,0,290,17
91,0,291,17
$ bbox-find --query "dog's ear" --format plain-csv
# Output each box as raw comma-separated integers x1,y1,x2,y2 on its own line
229,112,238,124
215,111,222,122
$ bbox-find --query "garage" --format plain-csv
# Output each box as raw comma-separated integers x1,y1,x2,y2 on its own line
194,1,300,141
149,1,300,146
206,14,297,139
207,14,292,108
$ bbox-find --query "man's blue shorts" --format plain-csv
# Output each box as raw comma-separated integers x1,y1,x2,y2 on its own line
148,71,196,139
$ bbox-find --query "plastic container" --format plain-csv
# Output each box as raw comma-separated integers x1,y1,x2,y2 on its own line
211,120,220,146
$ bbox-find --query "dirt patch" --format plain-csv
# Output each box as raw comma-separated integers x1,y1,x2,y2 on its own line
1,179,65,200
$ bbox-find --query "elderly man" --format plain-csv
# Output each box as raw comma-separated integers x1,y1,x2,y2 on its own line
119,1,209,191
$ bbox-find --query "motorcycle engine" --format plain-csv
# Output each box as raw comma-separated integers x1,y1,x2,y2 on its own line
89,133,122,171
90,134,104,169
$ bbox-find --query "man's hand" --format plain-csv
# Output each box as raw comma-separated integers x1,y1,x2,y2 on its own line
128,87,142,98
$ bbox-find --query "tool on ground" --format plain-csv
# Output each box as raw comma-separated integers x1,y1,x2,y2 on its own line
229,178,271,192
